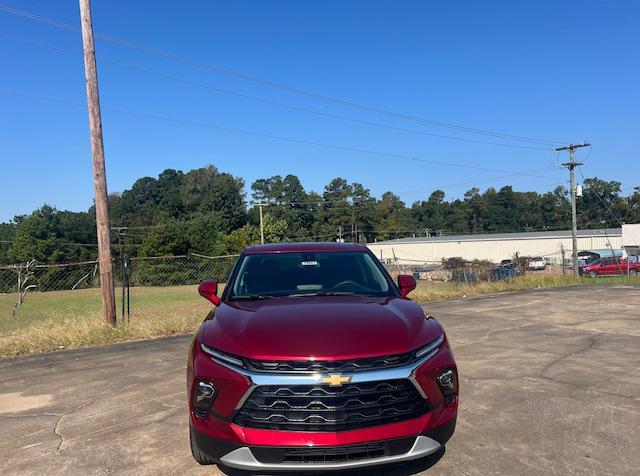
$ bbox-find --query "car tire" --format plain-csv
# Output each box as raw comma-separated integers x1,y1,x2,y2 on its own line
588,271,598,278
630,269,638,277
190,425,216,465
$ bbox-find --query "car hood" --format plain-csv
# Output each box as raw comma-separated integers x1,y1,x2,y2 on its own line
199,295,442,361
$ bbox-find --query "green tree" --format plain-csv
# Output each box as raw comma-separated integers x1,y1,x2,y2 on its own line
578,178,623,228
411,190,448,234
374,192,414,240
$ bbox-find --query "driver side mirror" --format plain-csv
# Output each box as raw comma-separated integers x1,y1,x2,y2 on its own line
397,275,416,298
198,279,221,306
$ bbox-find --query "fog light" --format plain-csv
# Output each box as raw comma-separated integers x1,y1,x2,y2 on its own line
437,369,457,403
193,381,217,418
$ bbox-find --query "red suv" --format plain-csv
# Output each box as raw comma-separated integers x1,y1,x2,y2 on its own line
580,258,640,277
187,242,458,472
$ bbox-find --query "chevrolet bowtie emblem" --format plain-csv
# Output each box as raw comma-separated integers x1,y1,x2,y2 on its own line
321,374,352,387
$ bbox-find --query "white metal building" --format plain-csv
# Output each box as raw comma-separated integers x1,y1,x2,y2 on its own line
367,228,622,264
622,224,640,259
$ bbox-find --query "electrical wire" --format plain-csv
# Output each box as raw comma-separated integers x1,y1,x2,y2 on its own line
1,89,565,180
1,33,556,152
0,5,567,147
577,166,624,226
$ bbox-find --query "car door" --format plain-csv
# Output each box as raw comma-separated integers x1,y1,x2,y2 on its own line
598,258,613,275
610,259,624,275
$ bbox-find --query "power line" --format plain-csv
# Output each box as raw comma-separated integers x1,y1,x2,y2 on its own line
0,238,143,248
577,166,624,226
1,33,555,152
1,89,565,180
0,5,566,147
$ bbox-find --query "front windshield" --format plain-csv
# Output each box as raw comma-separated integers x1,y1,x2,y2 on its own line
229,251,394,298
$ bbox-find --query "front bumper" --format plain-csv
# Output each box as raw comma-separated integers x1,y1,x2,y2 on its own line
192,416,455,471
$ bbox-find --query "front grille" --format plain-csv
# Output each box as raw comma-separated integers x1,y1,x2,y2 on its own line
246,352,413,373
233,379,428,432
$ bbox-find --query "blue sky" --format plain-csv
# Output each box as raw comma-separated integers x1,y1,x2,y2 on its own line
1,1,639,222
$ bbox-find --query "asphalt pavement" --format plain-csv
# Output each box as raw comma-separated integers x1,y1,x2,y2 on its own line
1,285,639,475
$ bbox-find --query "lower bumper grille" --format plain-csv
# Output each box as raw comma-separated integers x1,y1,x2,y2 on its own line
250,437,416,464
233,379,429,432
284,444,385,464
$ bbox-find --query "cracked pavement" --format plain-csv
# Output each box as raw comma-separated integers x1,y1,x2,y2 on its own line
1,285,639,475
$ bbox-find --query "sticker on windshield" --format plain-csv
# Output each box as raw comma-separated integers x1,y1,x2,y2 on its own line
301,260,319,266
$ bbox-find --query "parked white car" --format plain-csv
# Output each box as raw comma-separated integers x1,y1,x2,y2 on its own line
528,256,547,270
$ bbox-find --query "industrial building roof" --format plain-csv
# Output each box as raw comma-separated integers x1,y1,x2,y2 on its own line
374,228,622,245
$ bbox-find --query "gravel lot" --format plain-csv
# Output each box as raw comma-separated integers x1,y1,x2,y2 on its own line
1,285,639,475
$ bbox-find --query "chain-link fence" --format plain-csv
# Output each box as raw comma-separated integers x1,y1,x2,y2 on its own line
0,260,101,294
0,250,587,324
384,260,523,283
0,253,238,320
128,253,238,287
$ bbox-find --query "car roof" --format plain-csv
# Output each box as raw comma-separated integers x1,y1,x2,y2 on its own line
243,242,368,254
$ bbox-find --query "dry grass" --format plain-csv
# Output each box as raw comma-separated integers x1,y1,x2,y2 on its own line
1,276,638,358
410,274,640,302
0,285,213,358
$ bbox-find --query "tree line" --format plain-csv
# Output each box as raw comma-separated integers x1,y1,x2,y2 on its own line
1,164,639,265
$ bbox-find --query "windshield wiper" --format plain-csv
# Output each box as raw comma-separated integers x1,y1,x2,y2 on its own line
288,291,356,297
230,294,274,301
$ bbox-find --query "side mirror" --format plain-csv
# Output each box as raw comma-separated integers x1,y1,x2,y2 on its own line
198,279,221,306
397,275,416,298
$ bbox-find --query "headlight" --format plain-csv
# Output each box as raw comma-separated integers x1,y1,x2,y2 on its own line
437,369,458,403
414,334,444,360
192,380,217,418
200,343,245,368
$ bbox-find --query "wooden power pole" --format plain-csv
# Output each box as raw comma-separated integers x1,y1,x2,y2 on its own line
79,0,116,325
555,142,590,277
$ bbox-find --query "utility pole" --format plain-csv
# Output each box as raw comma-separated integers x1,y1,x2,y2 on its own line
79,0,116,325
555,142,590,277
257,203,265,244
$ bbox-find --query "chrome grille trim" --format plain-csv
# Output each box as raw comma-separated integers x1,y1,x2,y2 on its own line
213,337,445,410
246,352,413,374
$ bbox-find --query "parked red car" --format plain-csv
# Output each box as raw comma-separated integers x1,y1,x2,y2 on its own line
187,242,458,472
580,258,640,277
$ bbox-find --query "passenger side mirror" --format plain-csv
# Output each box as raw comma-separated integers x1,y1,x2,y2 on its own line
198,279,221,306
397,275,416,298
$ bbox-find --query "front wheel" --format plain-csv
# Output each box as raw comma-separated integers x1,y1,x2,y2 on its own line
588,271,598,278
190,426,215,465
629,269,638,277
